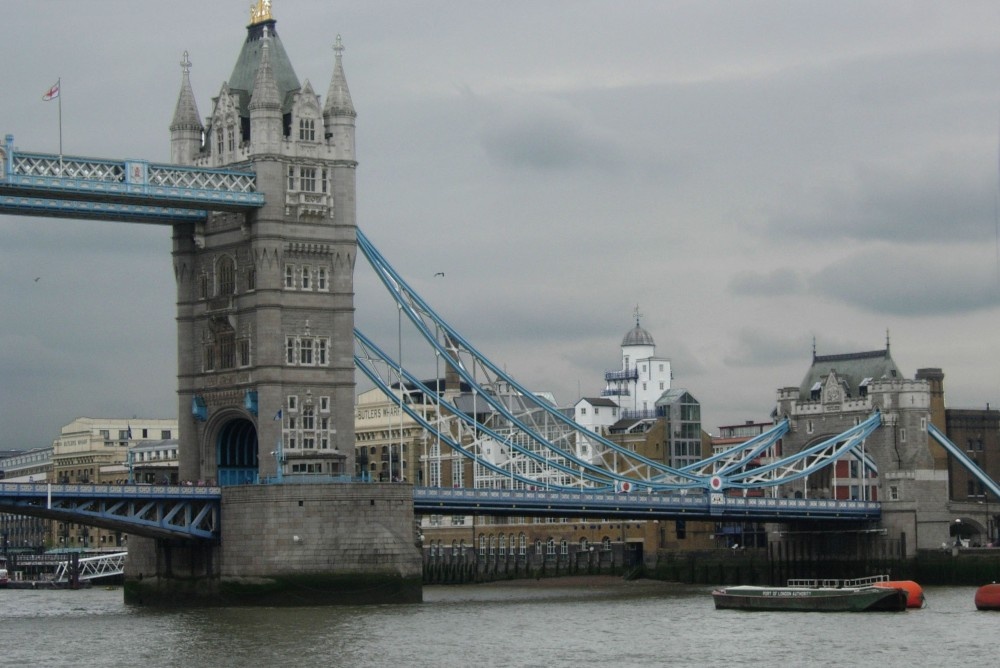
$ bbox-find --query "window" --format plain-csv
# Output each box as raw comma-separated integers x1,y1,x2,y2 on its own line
204,343,215,371
227,125,235,152
198,274,208,300
246,266,256,291
321,168,328,193
287,166,296,191
560,539,568,555
285,265,296,288
889,486,899,501
219,332,236,369
288,396,298,411
216,128,224,155
317,267,328,290
285,336,329,367
301,266,312,290
238,339,251,367
300,167,317,192
899,428,906,443
299,118,315,141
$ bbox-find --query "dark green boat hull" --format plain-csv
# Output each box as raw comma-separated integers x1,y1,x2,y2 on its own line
713,585,908,612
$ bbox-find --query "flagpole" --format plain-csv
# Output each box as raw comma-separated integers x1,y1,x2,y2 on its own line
58,77,62,154
57,77,63,172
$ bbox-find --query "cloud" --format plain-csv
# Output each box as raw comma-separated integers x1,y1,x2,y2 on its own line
729,268,806,297
809,250,1000,316
477,94,621,172
766,153,998,245
724,329,811,368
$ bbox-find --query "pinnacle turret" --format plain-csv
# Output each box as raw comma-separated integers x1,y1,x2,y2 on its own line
170,51,204,165
249,35,281,112
324,35,356,120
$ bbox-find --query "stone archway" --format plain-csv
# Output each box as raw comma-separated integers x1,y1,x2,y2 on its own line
216,417,258,485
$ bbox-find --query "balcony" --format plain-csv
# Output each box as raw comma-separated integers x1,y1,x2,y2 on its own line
604,367,639,382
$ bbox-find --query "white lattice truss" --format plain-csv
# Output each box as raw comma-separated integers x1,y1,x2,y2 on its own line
54,552,127,582
12,154,256,194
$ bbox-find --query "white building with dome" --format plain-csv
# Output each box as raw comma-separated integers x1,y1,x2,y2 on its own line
601,316,672,417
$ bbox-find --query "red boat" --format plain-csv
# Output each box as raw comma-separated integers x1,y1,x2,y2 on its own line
975,583,1000,610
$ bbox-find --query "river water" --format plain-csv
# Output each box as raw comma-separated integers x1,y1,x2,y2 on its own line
1,578,994,667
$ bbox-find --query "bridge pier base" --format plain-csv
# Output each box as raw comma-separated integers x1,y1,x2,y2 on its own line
123,483,423,606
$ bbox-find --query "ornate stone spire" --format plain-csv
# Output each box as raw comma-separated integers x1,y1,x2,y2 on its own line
324,35,356,119
171,51,202,131
248,34,281,112
170,51,203,165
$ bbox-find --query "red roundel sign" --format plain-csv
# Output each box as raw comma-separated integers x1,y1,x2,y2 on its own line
709,475,723,491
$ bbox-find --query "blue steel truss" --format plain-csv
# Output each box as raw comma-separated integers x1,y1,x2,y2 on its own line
928,424,1000,499
0,134,264,222
0,138,886,529
0,483,220,541
356,228,884,498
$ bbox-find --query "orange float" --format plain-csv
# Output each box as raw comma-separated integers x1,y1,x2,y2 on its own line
874,580,925,608
974,583,1000,610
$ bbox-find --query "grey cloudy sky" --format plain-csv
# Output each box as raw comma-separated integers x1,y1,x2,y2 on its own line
2,1,999,451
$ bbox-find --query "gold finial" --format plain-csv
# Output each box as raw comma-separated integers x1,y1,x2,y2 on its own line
250,0,273,25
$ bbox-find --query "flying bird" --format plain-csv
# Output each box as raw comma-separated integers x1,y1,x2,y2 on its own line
434,272,445,277
34,277,41,282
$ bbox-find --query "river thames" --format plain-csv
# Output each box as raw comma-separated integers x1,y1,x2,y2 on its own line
1,578,995,667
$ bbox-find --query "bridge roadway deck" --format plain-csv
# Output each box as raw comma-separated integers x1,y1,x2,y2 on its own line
0,482,221,541
414,487,881,522
0,483,880,543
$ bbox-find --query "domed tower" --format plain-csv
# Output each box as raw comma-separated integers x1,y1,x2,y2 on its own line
170,2,357,485
603,307,672,415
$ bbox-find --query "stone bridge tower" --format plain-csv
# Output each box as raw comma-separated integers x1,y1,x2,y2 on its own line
169,5,356,484
775,343,952,554
125,5,422,606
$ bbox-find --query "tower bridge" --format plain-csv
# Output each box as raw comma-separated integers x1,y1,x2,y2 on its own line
1,3,996,605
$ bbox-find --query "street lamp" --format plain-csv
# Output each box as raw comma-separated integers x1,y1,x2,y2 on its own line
954,518,963,548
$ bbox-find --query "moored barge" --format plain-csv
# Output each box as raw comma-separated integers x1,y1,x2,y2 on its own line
713,576,909,612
